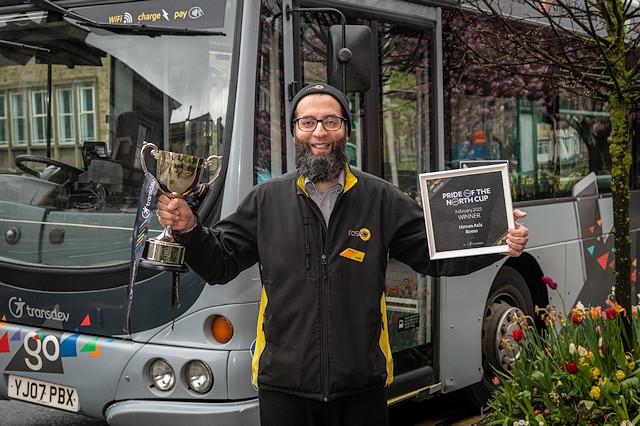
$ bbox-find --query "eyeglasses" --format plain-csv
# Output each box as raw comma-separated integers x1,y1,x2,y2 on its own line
293,116,347,132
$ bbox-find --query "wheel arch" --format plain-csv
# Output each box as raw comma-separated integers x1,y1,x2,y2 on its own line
463,252,548,407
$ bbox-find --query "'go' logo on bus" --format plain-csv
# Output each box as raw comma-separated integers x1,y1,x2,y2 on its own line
23,332,61,371
6,331,64,374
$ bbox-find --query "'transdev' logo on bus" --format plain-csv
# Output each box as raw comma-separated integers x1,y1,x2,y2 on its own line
9,297,70,323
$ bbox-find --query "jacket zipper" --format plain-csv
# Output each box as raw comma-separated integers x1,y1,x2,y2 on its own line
303,218,311,274
302,190,341,402
320,251,329,401
309,199,330,402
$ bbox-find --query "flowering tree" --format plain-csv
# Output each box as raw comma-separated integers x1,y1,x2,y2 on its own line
458,0,640,315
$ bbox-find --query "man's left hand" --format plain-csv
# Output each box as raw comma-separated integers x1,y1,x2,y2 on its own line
505,209,528,257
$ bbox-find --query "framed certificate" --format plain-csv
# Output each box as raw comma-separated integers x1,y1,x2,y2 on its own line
419,163,514,260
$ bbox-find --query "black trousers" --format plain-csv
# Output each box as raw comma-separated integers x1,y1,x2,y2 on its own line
258,388,390,426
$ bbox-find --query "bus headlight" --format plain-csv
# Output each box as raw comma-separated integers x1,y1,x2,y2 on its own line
186,360,213,393
150,358,176,391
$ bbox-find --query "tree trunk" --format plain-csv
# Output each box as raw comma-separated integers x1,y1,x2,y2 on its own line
608,94,632,317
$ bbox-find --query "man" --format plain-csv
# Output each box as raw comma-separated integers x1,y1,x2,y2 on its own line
156,83,529,425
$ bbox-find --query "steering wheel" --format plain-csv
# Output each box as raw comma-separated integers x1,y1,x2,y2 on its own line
15,155,83,180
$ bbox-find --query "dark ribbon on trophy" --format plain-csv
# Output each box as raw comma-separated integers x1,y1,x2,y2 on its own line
185,183,209,209
124,172,159,334
164,183,208,327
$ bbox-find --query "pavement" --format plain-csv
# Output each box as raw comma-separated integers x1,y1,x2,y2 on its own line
416,413,484,426
388,391,488,426
451,414,485,425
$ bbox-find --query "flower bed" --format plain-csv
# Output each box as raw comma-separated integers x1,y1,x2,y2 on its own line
481,276,640,426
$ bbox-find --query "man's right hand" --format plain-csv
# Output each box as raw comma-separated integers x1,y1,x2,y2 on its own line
156,193,198,234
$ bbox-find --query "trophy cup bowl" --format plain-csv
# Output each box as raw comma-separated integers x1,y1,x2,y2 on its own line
140,142,222,269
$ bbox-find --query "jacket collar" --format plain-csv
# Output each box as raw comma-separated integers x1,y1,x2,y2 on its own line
297,166,357,196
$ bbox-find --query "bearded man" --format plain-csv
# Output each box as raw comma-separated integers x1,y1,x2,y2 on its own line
156,83,529,426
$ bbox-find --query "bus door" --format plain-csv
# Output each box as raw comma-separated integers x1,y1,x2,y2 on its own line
257,0,443,403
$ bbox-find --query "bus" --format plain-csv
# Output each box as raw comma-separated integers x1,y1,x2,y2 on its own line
0,0,635,424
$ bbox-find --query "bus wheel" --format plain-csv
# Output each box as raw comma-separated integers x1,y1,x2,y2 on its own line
465,266,534,408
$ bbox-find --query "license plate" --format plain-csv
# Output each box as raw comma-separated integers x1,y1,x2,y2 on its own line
8,374,79,412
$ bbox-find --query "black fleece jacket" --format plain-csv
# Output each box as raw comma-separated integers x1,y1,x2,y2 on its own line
174,166,500,401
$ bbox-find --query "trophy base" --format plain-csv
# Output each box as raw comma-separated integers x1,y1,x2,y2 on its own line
144,238,187,268
140,258,189,273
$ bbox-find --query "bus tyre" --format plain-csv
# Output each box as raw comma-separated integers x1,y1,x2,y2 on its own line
466,266,534,408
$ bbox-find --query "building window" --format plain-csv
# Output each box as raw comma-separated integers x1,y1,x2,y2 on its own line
10,90,27,146
57,87,75,145
31,88,48,146
77,83,96,143
0,93,7,147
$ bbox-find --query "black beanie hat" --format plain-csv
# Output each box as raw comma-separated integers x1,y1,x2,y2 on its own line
290,83,351,136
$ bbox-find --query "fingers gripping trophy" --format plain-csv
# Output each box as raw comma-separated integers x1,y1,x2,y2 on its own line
140,142,222,272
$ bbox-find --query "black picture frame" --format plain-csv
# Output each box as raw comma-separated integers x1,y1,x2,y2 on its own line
419,163,514,259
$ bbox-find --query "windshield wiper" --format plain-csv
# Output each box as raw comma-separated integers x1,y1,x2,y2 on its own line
81,22,225,37
0,39,51,53
24,0,226,37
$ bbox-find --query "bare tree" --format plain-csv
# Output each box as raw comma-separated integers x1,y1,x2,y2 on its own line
458,0,640,315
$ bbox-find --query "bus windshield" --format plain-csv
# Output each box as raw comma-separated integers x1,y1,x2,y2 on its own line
0,0,235,269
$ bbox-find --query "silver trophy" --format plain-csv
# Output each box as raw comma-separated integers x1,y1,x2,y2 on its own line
140,141,222,269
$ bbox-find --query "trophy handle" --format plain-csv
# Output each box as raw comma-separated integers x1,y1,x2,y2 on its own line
140,142,159,175
204,155,223,185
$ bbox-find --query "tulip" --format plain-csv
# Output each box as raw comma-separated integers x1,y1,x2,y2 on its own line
542,275,558,289
513,328,524,341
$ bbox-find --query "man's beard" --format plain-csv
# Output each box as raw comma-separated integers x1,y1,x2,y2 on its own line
295,141,349,183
